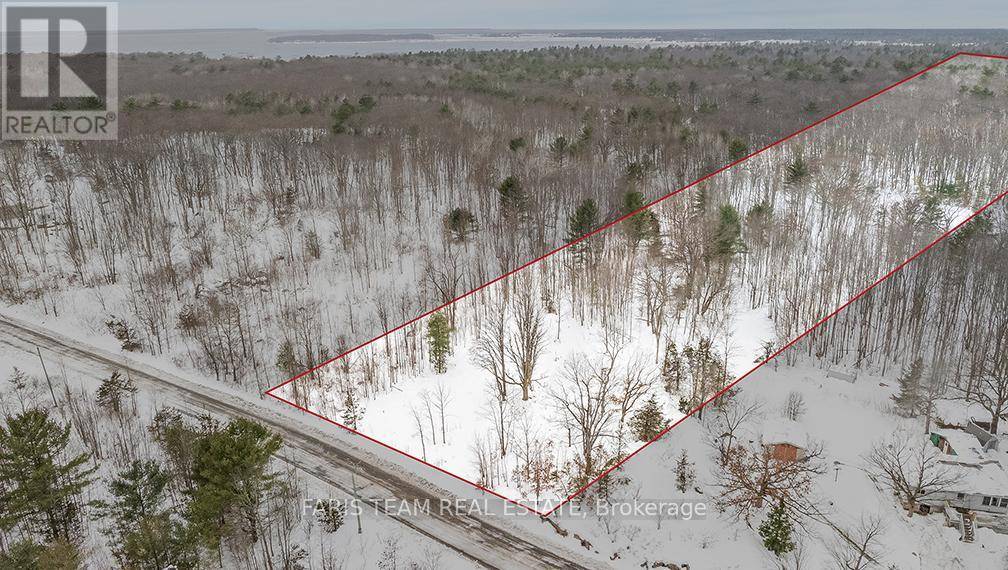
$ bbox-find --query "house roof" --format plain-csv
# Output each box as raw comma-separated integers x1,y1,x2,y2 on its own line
930,431,1008,497
944,459,1008,497
933,429,988,463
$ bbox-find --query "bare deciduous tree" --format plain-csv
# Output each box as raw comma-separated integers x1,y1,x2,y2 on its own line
956,350,1008,435
411,405,427,461
485,390,515,459
638,263,671,357
782,391,806,421
717,440,825,522
507,285,547,401
552,350,619,482
864,430,961,517
474,297,510,399
433,381,452,445
612,355,655,452
828,514,885,570
706,396,763,467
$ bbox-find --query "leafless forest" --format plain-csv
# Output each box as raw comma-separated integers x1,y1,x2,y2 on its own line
675,197,1008,570
283,57,1008,500
3,46,1004,396
1,41,1008,569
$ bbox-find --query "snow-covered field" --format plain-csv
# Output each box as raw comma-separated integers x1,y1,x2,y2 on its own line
351,287,772,505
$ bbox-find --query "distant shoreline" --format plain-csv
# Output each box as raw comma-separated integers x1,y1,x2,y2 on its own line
269,33,437,44
7,28,998,59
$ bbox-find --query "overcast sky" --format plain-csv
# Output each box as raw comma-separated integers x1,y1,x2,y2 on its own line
117,0,1008,31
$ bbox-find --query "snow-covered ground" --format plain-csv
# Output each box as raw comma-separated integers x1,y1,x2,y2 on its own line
290,145,999,510
345,286,772,505
289,98,1007,512
2,54,1007,569
0,320,479,570
548,356,1008,569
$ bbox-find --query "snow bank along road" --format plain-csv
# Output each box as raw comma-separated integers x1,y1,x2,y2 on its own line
0,311,603,570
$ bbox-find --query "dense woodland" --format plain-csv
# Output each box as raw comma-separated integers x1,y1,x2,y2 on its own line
2,46,1005,393
554,203,1008,568
1,43,1007,568
288,58,1008,503
113,42,956,136
800,198,1008,430
657,201,1008,569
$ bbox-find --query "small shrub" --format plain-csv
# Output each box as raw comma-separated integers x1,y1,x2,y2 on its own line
105,316,142,351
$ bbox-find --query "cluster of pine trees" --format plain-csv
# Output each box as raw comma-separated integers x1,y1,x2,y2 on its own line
0,366,300,569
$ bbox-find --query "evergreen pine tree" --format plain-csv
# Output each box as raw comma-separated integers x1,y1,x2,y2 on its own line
444,207,478,242
331,100,356,133
630,396,667,442
661,340,684,394
427,313,451,374
677,396,691,415
0,538,81,570
105,317,142,351
683,338,727,419
566,199,600,249
0,538,43,570
498,176,525,218
549,135,569,162
711,204,743,260
892,357,924,417
103,459,170,532
727,137,749,161
98,459,196,569
759,500,796,557
754,340,775,364
148,409,202,494
784,156,810,185
621,190,659,244
120,514,198,570
626,158,652,181
96,370,137,416
317,500,345,533
276,338,301,378
36,539,82,570
692,185,709,214
0,409,95,541
341,386,363,430
188,418,282,550
674,449,695,493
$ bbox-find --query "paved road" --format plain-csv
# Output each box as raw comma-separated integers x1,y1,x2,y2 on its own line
0,312,601,570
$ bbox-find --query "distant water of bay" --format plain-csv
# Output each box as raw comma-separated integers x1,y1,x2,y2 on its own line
5,28,1003,59
116,29,680,58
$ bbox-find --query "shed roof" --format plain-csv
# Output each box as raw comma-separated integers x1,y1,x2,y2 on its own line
762,418,809,449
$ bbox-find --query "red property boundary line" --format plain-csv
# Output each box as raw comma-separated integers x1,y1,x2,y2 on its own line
267,51,1008,518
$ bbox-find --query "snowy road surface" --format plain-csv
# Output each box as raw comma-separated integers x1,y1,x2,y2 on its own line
0,311,603,570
